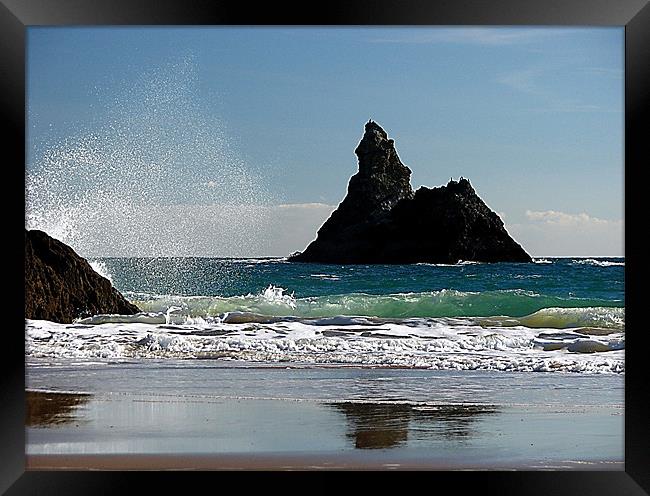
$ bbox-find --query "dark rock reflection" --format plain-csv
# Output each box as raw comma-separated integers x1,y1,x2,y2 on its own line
26,391,92,426
331,401,498,449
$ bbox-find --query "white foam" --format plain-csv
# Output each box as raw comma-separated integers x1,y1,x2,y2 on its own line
26,327,52,340
76,313,167,325
534,334,625,353
88,260,113,283
229,258,288,264
310,274,341,281
25,316,625,374
573,259,624,267
260,285,297,309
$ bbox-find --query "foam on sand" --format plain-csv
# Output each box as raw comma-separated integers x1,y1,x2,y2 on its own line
26,311,624,373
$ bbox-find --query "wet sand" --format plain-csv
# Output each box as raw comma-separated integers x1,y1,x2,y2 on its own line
27,453,622,471
25,385,624,470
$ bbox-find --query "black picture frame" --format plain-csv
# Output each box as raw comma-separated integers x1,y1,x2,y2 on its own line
3,0,648,492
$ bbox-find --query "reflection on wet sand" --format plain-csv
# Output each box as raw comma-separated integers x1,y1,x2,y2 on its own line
26,391,92,427
331,402,498,449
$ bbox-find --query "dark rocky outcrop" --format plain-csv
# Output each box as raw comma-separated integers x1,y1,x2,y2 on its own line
25,229,140,323
290,121,532,264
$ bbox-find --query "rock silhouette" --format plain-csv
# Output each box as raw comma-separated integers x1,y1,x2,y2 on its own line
25,229,140,323
290,121,532,264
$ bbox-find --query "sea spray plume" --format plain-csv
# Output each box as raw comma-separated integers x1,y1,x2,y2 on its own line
88,260,114,284
26,56,279,260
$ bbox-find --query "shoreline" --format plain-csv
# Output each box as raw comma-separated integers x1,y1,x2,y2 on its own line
25,366,624,470
26,453,623,471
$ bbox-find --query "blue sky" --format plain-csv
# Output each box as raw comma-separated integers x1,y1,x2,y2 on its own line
26,27,623,257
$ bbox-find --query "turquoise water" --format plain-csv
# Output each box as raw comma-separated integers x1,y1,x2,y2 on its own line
94,257,624,318
25,258,625,465
26,257,624,372
99,257,624,300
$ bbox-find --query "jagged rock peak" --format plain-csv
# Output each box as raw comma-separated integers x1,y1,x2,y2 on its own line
289,121,533,264
354,120,405,175
355,120,390,157
444,177,474,193
344,120,413,216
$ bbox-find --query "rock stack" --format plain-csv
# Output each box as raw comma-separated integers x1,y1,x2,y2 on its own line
289,121,532,264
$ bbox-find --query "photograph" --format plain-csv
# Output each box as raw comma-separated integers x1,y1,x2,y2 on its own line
23,25,626,471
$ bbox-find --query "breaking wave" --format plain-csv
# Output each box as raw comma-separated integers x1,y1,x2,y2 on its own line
26,283,625,374
573,259,625,267
121,285,622,323
25,314,625,373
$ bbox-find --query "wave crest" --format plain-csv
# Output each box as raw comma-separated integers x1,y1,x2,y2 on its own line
125,287,621,322
573,259,624,267
478,307,624,330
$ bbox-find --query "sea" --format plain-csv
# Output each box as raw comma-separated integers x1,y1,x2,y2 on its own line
25,256,625,463
26,256,624,374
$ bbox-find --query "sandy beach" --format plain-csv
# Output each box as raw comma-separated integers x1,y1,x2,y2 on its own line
25,361,624,470
26,453,623,471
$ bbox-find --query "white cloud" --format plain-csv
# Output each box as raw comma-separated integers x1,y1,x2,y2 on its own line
496,66,617,114
506,210,623,257
525,210,614,226
497,67,546,96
